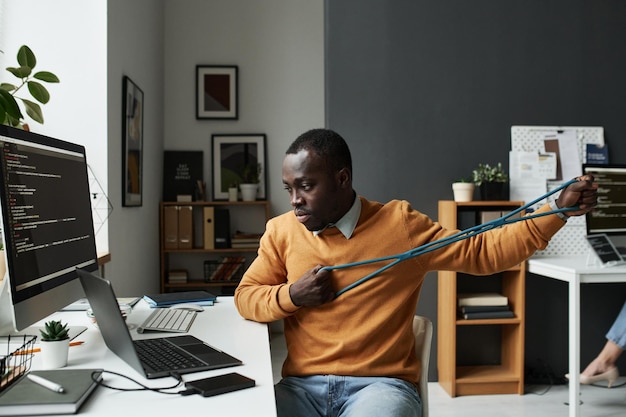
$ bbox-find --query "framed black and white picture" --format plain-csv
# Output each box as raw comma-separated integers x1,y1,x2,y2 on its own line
211,134,266,200
196,65,238,119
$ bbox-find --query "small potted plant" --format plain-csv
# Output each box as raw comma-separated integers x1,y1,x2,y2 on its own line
39,319,70,369
472,162,509,200
239,163,261,201
451,177,475,202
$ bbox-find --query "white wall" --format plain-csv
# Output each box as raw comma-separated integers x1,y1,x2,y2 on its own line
0,0,108,251
106,0,165,295
1,0,324,297
163,0,325,217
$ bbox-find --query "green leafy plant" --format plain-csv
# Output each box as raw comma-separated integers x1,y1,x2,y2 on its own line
472,163,509,186
242,163,261,184
39,320,69,341
0,45,60,130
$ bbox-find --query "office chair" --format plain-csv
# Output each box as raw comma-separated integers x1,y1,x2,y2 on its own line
413,315,433,417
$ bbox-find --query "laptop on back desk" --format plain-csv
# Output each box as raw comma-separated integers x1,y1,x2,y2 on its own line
77,269,242,379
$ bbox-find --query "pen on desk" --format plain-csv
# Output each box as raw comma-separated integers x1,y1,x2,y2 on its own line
14,340,84,355
27,373,65,393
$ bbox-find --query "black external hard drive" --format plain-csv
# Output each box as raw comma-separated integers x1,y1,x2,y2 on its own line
185,372,255,397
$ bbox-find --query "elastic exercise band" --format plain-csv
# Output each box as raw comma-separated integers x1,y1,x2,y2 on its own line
323,179,579,297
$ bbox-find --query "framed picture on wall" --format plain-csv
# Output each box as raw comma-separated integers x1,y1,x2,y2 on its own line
211,134,266,200
196,65,238,119
122,76,144,207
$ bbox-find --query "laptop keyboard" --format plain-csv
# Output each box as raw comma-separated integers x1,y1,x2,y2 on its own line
134,338,206,372
137,308,197,333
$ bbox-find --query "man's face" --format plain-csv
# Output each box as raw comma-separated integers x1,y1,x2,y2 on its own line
282,149,344,231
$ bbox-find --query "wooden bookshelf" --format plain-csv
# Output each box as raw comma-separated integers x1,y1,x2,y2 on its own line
437,200,526,397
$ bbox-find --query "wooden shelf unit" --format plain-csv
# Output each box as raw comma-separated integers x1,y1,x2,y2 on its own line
159,200,270,294
437,200,526,397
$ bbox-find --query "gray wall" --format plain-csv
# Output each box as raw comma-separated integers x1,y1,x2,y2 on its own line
326,0,626,380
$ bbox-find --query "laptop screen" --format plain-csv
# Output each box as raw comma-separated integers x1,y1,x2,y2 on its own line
582,164,626,236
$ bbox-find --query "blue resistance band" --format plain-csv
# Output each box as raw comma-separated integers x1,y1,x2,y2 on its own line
323,179,580,297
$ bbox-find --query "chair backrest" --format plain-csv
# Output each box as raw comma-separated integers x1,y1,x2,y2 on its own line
413,315,433,417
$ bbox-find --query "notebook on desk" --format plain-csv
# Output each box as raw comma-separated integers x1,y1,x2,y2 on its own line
77,269,243,379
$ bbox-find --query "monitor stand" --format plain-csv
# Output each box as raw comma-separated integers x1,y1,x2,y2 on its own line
0,270,87,340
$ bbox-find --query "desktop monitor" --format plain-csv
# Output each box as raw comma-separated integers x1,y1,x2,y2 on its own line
0,125,98,335
582,163,626,246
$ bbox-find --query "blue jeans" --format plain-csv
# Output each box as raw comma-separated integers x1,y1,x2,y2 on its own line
275,375,422,417
606,301,626,350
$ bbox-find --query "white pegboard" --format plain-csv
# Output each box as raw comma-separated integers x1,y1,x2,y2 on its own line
511,125,604,159
511,125,604,256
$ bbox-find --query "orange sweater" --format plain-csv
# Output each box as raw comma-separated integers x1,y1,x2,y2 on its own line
234,197,564,383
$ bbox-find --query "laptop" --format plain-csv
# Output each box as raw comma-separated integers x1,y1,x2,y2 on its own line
77,269,243,379
585,233,626,267
582,163,626,255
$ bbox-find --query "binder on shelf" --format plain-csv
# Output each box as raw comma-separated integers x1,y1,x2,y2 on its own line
178,205,193,249
214,209,231,249
203,206,215,250
163,205,179,249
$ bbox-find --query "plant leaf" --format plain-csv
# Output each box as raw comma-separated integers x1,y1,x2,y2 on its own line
33,71,60,83
0,89,23,120
0,83,17,92
27,81,50,104
22,98,44,124
6,65,31,79
0,102,6,125
17,45,36,68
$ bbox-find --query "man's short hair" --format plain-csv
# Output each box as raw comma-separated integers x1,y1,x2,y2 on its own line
286,128,352,173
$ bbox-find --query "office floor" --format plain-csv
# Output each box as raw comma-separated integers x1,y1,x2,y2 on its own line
270,332,626,416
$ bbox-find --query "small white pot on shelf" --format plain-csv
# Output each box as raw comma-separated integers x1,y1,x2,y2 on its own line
239,183,258,201
452,182,475,202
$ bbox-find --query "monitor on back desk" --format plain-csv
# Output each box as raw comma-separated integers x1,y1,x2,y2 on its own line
582,163,626,254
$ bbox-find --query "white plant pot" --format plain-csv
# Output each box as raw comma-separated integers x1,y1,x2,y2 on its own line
40,339,69,369
228,187,238,202
452,182,475,202
239,183,258,202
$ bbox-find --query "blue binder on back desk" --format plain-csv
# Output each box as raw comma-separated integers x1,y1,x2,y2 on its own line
143,290,217,307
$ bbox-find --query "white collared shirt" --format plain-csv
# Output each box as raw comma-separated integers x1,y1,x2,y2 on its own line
313,195,361,239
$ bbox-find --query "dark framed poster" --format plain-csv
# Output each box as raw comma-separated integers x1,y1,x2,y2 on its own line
162,151,204,201
196,65,238,119
122,76,144,207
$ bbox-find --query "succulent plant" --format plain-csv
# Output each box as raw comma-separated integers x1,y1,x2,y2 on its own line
39,320,70,341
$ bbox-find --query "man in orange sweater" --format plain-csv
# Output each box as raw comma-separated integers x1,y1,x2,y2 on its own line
234,128,597,417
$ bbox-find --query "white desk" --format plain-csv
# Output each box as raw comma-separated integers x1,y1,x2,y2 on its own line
527,255,626,417
24,297,277,416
